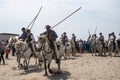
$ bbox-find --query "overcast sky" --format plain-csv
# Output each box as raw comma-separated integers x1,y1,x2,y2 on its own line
0,0,120,40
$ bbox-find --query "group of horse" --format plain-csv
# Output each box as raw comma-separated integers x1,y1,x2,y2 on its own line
7,35,77,76
89,36,120,57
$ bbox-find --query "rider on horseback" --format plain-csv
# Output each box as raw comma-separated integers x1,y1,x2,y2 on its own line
25,29,36,57
61,32,69,53
19,27,27,41
99,33,104,47
109,32,116,51
61,32,69,45
41,25,58,61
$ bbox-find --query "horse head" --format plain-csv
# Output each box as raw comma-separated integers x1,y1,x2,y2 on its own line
7,36,18,48
37,35,50,50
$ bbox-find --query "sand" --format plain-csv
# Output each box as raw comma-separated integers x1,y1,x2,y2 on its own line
0,53,120,80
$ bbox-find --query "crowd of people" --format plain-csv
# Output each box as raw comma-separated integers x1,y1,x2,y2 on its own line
0,25,120,65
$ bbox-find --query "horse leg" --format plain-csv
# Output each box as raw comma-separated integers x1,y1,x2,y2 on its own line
35,57,37,65
57,59,61,72
48,60,54,74
23,59,28,70
26,59,29,70
1,53,5,65
28,56,31,66
43,58,48,76
64,48,67,59
17,54,22,68
91,47,94,56
103,49,106,56
17,56,19,67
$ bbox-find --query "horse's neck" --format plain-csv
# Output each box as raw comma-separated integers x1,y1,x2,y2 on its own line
10,37,18,44
43,40,51,52
20,42,28,51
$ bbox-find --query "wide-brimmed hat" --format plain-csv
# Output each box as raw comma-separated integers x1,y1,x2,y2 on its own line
100,32,102,35
63,32,66,34
112,32,114,34
46,25,51,28
22,27,26,30
27,29,31,32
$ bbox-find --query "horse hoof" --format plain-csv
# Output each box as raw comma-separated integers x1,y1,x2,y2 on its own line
20,63,23,67
39,63,42,67
64,57,67,59
49,69,54,74
2,63,5,65
43,74,48,76
56,70,62,74
24,66,28,70
56,59,60,63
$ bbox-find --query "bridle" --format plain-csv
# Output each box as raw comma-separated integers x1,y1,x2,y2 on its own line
38,37,53,54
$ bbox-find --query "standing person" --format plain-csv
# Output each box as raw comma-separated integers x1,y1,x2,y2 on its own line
0,41,5,65
41,25,58,60
5,47,10,59
25,29,36,56
5,40,10,59
19,27,27,41
99,33,104,41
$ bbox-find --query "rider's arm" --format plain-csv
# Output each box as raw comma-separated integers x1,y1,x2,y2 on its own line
30,34,35,43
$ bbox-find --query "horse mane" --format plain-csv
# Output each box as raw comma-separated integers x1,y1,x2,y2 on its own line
9,36,18,43
38,35,50,44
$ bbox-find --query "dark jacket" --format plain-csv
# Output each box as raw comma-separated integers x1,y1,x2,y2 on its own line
19,32,27,41
42,30,58,41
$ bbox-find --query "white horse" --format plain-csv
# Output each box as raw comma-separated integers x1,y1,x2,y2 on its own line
108,40,119,56
14,41,32,69
58,39,75,59
37,35,63,76
8,36,38,69
69,39,77,56
7,36,18,47
96,39,106,56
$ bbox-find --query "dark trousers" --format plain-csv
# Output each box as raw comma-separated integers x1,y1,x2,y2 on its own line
28,43,34,52
28,43,36,57
12,46,15,56
6,54,9,59
0,49,5,64
49,40,57,58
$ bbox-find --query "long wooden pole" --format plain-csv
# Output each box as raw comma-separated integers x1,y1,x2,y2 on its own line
26,6,43,29
94,27,97,34
51,7,82,29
